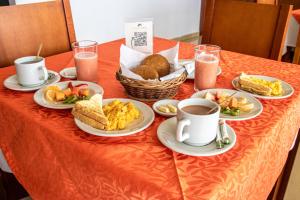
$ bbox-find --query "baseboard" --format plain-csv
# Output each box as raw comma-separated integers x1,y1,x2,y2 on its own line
172,32,199,43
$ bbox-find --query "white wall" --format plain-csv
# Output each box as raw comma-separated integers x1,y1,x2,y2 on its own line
14,0,201,44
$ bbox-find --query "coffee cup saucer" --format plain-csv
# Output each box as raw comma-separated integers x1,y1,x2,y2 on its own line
3,70,61,92
157,117,236,156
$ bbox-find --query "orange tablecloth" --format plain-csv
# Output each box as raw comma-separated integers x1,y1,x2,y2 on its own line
293,9,300,24
1,38,300,200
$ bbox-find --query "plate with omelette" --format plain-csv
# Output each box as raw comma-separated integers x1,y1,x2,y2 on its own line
232,73,294,99
72,94,155,137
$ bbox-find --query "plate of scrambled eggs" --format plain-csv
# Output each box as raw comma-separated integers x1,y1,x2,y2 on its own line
74,98,154,137
232,73,294,100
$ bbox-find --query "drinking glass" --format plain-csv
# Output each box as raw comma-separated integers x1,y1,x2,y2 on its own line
194,45,221,91
72,40,98,82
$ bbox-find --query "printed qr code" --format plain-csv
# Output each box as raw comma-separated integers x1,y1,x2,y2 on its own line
133,32,147,46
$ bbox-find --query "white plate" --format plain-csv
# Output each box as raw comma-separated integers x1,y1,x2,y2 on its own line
152,99,179,117
157,117,236,156
59,67,76,79
3,70,60,92
34,81,104,109
179,59,222,79
191,88,263,121
75,98,155,137
232,75,294,100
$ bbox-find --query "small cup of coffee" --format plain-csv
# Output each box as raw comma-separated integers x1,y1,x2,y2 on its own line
14,56,48,87
176,98,220,146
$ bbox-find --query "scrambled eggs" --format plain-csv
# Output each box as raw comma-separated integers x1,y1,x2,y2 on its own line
248,77,283,96
103,100,140,130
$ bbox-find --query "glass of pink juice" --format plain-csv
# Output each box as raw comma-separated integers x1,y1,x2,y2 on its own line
72,40,98,82
194,45,221,91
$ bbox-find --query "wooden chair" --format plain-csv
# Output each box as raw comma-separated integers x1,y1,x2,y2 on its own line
0,0,76,67
278,0,300,9
200,0,292,61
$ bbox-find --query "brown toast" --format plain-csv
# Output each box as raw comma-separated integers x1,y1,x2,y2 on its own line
238,76,272,96
74,100,108,125
72,110,106,130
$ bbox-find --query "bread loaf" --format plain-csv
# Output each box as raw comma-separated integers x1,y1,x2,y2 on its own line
132,65,159,80
141,54,170,77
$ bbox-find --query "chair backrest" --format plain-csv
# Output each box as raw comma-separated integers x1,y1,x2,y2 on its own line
0,0,76,67
201,0,292,60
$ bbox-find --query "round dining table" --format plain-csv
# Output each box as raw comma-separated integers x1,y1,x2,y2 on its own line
0,38,300,200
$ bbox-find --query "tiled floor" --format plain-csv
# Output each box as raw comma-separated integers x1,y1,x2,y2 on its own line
20,197,31,200
284,147,300,200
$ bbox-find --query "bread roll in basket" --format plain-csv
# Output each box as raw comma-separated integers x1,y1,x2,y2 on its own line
116,53,187,101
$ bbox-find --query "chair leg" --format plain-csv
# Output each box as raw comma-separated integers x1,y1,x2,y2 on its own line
292,47,300,64
1,169,28,200
293,29,300,64
0,169,7,200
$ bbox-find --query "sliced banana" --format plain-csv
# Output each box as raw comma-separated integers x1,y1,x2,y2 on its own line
158,105,170,113
166,104,177,113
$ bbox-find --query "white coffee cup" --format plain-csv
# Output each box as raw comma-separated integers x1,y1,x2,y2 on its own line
176,98,220,146
14,56,48,87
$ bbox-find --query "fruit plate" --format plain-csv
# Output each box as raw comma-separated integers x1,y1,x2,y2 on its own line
74,98,155,137
191,88,263,121
33,81,104,109
232,75,294,100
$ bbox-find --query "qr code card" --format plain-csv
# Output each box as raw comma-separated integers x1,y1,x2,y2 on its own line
125,20,153,54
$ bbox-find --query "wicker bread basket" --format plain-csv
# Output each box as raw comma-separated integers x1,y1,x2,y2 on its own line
116,69,187,101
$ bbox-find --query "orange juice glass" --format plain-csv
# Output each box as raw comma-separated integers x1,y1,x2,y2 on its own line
194,45,221,91
72,40,98,82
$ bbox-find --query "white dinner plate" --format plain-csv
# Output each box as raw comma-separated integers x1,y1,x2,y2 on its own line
232,75,294,100
191,88,263,121
179,59,222,79
59,67,77,79
34,81,104,109
3,70,60,92
157,117,236,156
152,99,179,117
74,98,155,137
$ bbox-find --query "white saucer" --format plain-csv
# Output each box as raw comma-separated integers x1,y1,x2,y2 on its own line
3,70,61,92
152,99,179,117
157,117,236,156
59,67,77,79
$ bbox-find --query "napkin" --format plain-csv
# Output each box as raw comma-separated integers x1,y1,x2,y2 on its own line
120,43,189,81
178,59,195,74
